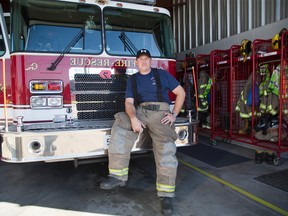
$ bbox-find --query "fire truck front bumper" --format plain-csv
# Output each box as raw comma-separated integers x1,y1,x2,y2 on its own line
0,119,198,163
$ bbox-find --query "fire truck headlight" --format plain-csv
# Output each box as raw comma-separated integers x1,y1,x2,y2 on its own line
30,96,47,108
47,97,63,107
30,96,63,108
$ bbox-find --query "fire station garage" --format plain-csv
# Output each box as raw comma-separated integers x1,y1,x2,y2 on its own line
0,0,288,216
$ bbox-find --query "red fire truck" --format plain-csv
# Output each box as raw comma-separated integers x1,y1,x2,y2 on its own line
0,0,196,164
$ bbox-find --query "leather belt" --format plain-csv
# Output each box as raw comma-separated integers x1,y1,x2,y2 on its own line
139,102,169,111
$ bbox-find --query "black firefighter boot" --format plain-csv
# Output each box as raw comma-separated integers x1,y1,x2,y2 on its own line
239,118,251,134
100,176,126,190
160,197,174,216
201,112,210,129
254,150,265,164
265,151,275,165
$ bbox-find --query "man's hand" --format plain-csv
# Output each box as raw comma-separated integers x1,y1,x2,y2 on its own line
125,98,145,133
131,117,146,133
161,112,176,126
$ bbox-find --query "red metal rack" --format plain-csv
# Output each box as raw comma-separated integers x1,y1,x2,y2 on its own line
209,49,231,145
187,33,288,164
226,34,288,165
229,44,255,144
250,33,288,164
195,54,212,135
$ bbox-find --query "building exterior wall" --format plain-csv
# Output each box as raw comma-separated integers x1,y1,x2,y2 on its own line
173,0,288,57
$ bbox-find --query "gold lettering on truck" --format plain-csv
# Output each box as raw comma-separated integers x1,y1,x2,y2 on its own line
70,58,134,67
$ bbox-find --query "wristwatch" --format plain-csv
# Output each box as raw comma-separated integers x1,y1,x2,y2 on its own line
172,112,177,118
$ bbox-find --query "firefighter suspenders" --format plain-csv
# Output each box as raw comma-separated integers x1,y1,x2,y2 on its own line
131,68,163,106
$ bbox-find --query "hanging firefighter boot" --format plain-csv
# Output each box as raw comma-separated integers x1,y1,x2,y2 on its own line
200,112,209,128
205,114,211,129
239,119,251,134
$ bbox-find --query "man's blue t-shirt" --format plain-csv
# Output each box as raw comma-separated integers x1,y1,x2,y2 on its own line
125,68,180,104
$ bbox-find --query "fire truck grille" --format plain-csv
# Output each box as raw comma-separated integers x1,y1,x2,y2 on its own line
76,101,125,110
76,94,124,102
72,73,128,120
75,82,126,91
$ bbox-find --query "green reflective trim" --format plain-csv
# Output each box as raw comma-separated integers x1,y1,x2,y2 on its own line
156,183,175,192
267,104,272,111
269,109,277,116
203,78,212,97
240,113,250,118
259,103,266,109
268,66,280,96
109,168,129,176
198,95,204,98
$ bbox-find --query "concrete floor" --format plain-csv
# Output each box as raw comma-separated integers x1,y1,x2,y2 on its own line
0,136,288,216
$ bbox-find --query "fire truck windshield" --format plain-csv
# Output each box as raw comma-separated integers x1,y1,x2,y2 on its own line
103,7,175,58
10,0,175,59
11,0,102,54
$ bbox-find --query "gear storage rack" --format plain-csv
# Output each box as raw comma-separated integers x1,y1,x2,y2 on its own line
189,34,288,164
228,44,254,145
209,49,231,145
251,34,288,164
195,54,212,135
226,34,288,165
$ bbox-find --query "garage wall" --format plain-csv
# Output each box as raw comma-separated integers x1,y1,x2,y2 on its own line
173,0,288,57
177,17,288,60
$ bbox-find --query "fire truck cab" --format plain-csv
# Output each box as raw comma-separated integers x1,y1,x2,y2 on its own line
0,0,198,163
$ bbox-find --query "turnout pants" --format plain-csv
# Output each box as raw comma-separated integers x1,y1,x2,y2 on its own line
108,102,178,197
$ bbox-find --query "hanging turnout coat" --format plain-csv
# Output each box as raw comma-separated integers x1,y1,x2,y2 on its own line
197,71,212,112
235,73,258,119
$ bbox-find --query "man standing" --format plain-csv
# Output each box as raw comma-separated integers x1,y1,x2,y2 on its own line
100,49,185,215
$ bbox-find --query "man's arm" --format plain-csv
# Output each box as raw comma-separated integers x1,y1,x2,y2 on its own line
161,84,185,126
171,85,186,116
125,97,136,118
125,97,145,133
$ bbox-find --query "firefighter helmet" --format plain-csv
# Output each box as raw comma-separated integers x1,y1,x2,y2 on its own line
240,39,252,62
271,33,280,50
271,28,287,50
